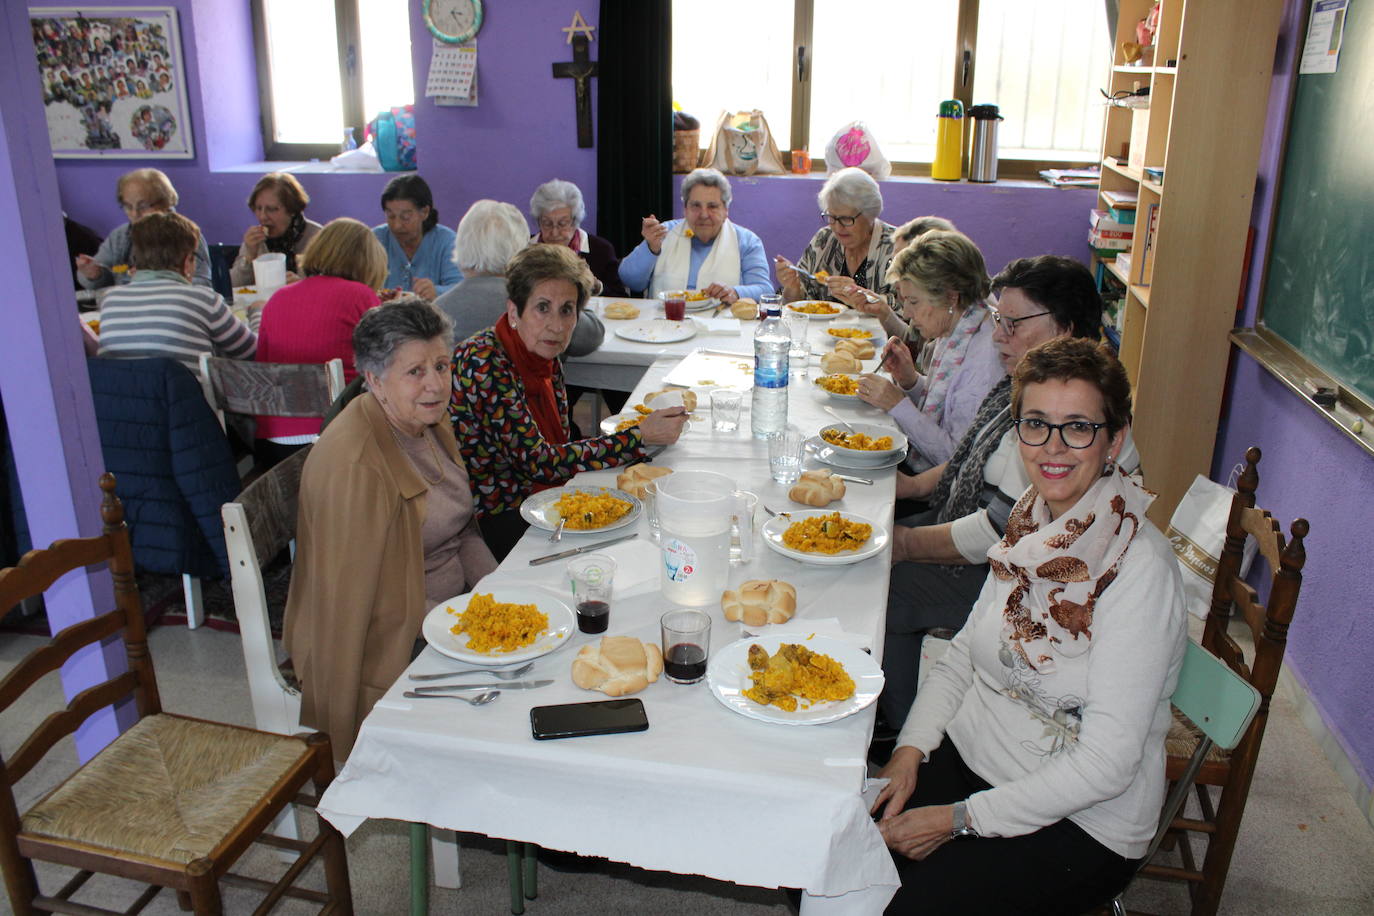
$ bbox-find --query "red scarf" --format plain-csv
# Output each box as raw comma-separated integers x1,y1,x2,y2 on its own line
494,313,567,445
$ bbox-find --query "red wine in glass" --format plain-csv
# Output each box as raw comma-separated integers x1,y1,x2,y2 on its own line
576,599,610,634
664,642,707,682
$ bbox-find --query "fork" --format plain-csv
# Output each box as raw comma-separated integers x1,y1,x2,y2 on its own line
763,505,792,520
409,661,535,682
549,517,567,543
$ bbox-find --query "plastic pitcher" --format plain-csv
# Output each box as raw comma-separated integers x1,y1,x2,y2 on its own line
252,252,287,290
655,470,738,606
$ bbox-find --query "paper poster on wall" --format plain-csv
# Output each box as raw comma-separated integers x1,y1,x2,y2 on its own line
1299,0,1349,74
30,6,194,158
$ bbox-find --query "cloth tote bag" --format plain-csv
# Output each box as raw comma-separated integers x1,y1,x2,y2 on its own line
703,110,785,176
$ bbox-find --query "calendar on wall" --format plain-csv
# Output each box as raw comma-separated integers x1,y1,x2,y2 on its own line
425,38,477,106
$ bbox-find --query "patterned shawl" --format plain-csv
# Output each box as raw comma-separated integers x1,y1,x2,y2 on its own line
919,303,990,423
932,377,1013,525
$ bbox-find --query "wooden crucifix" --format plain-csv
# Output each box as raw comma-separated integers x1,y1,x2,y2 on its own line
552,34,598,148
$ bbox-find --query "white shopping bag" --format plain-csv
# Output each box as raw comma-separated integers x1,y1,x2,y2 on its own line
1165,471,1260,620
823,120,892,181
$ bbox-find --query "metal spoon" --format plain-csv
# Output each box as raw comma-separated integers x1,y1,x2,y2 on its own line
824,406,855,432
409,662,534,682
403,690,500,706
549,517,567,543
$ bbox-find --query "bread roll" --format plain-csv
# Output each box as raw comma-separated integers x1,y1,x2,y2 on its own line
789,469,846,507
604,301,640,320
644,388,698,412
616,463,672,498
721,579,798,627
821,351,862,374
731,299,758,320
571,636,664,697
834,338,875,360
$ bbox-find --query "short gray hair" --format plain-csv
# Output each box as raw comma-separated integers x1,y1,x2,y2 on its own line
681,167,732,207
454,200,530,275
818,167,883,219
353,300,454,379
894,215,957,248
529,179,586,225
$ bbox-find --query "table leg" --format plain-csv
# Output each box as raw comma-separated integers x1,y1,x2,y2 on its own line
505,840,525,914
409,822,429,916
522,842,538,899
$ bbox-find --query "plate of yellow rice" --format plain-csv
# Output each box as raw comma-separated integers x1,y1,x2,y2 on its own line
422,588,576,664
761,509,888,566
706,634,883,725
519,485,642,534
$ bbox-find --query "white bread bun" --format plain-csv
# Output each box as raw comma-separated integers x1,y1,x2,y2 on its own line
834,338,876,360
721,579,798,627
616,463,673,498
789,469,846,507
644,388,698,411
604,301,641,320
821,351,863,374
731,299,759,320
571,636,664,696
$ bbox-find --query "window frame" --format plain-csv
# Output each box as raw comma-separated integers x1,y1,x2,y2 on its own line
250,0,366,161
737,0,1100,179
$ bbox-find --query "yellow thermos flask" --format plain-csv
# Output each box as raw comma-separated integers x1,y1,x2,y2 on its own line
932,99,964,181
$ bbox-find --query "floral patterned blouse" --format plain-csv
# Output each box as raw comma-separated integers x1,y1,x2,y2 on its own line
449,327,646,517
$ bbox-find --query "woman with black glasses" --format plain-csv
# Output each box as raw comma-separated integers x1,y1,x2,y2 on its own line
877,255,1140,730
775,166,897,308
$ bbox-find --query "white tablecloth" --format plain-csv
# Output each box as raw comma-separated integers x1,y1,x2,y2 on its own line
318,352,904,914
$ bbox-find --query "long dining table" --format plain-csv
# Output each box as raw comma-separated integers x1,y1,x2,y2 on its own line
317,313,906,913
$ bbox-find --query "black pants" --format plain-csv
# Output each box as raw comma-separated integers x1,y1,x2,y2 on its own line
481,509,529,562
886,743,1139,915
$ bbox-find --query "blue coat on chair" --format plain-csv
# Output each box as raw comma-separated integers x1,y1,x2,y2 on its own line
87,358,241,579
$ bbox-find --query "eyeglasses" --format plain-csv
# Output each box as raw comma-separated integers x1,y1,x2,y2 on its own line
821,212,858,228
988,304,1053,336
539,217,574,231
120,200,157,216
1013,417,1109,449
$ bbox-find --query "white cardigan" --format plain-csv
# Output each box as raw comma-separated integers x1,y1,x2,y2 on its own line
896,519,1187,858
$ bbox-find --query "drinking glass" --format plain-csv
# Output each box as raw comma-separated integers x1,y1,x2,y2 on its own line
643,479,662,543
730,490,759,565
661,609,711,684
710,388,743,432
785,311,811,370
768,426,805,485
568,554,616,634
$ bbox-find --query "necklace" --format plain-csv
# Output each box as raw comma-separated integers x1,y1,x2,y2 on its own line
390,423,446,485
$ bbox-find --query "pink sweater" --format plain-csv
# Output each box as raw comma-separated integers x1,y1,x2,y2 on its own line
255,275,379,439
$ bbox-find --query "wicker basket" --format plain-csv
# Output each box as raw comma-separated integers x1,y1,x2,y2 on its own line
672,129,701,173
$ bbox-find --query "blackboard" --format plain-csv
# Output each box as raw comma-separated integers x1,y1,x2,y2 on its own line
1260,0,1374,404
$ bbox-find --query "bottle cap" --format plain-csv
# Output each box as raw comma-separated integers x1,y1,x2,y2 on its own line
938,99,964,118
969,104,1002,120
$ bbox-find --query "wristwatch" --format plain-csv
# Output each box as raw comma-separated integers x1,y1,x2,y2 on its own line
951,800,979,839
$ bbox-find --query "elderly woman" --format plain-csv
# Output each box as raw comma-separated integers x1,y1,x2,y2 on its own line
775,167,896,309
252,218,385,467
452,244,688,558
284,301,496,756
880,256,1139,728
529,178,627,297
229,172,322,287
97,211,255,371
436,199,604,355
75,167,211,289
373,174,461,301
873,337,1186,914
618,167,773,304
857,231,1003,468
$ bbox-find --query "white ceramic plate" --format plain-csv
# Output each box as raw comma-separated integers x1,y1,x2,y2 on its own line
519,485,642,534
760,509,889,566
812,374,862,402
785,301,845,321
706,634,884,725
614,319,698,343
824,326,880,347
600,412,646,435
815,423,908,463
422,588,576,665
657,290,719,312
806,438,906,471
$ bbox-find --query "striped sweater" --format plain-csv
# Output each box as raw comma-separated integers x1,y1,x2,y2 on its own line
97,269,256,372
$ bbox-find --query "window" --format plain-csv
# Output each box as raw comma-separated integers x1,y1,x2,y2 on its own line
252,0,413,160
672,0,1109,174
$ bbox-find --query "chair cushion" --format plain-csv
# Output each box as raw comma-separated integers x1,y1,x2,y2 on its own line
21,714,310,865
1166,706,1233,764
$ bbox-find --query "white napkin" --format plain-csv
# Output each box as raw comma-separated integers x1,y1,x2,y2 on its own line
696,317,743,336
739,616,872,652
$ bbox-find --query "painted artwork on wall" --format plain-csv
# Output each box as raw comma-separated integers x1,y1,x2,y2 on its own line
30,6,194,159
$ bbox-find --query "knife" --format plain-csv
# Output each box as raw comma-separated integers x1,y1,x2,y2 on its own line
529,532,638,566
831,473,874,485
410,680,553,693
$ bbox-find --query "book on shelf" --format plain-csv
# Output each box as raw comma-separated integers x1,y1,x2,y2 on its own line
1100,188,1139,209
1040,167,1101,187
1136,202,1160,287
1115,251,1133,277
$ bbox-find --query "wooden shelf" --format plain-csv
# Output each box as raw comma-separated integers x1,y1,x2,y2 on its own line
1130,284,1151,307
1102,157,1142,182
1110,64,1180,75
1142,178,1164,195
1103,258,1130,287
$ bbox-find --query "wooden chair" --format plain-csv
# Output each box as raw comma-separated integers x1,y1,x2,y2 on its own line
1137,447,1310,915
1110,641,1262,915
220,451,463,908
198,354,346,434
0,474,353,915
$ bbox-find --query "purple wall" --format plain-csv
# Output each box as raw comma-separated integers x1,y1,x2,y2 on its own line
1214,0,1374,787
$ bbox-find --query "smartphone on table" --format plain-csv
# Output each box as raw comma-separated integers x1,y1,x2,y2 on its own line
529,698,649,740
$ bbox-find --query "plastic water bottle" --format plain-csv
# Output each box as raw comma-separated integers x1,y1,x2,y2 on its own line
341,127,358,152
751,297,789,439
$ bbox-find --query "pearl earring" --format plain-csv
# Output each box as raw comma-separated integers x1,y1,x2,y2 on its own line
1103,456,1117,475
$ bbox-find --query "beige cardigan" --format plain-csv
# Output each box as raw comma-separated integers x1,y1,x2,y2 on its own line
282,392,494,756
229,219,323,287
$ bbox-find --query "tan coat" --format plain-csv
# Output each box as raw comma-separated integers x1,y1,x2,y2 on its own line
282,392,492,756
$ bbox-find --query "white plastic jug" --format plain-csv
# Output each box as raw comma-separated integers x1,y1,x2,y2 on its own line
655,470,737,606
252,252,287,291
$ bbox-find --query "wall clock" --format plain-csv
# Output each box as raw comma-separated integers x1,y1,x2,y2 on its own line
423,0,483,44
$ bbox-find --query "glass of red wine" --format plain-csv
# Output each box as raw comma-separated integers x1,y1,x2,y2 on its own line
661,609,711,684
568,553,616,635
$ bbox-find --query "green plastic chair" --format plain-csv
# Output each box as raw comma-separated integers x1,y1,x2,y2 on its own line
407,826,534,915
1110,640,1262,915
